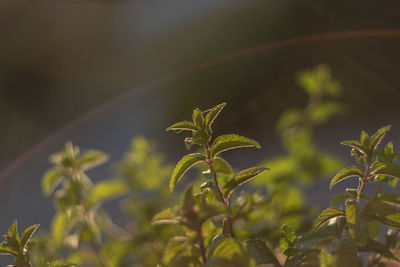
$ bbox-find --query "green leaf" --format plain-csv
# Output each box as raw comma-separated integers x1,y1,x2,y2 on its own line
20,224,39,253
89,180,128,205
192,108,205,129
223,167,269,199
336,231,358,267
341,140,367,156
207,238,252,267
51,212,67,247
320,250,335,267
210,134,261,158
204,103,226,129
167,121,198,132
42,168,64,196
345,199,359,240
213,157,233,175
370,125,391,151
5,220,20,253
358,239,399,261
169,153,206,191
162,236,193,265
246,239,282,266
151,206,181,225
78,150,109,170
285,249,321,267
313,208,345,230
372,161,400,179
361,200,400,228
376,193,400,205
48,261,77,267
329,166,363,189
0,246,18,256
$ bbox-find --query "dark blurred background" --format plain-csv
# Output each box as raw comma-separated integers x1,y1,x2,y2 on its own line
1,0,400,256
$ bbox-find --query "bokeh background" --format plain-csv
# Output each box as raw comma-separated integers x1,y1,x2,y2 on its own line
1,1,400,264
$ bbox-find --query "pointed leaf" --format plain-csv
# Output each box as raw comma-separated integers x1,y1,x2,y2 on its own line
169,153,206,191
362,200,400,228
372,161,400,179
192,108,205,129
341,140,367,156
89,180,128,205
345,199,359,240
167,121,198,132
210,134,261,158
213,157,233,175
204,103,226,129
223,167,269,199
151,206,181,225
20,224,39,252
313,208,345,230
330,166,363,189
370,125,391,151
42,168,64,196
0,246,18,256
78,150,109,170
376,193,400,205
358,239,399,261
246,239,282,266
48,261,77,267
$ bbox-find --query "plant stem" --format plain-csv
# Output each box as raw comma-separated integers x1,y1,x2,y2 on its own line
197,227,207,264
203,144,234,237
358,165,370,201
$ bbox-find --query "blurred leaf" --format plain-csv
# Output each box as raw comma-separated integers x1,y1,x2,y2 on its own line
330,166,363,189
89,180,127,206
210,134,260,158
78,150,109,171
320,250,335,267
0,246,18,256
48,261,77,267
151,206,181,225
376,193,400,205
42,168,64,196
170,153,206,192
223,167,268,199
359,239,399,261
162,236,192,265
246,239,281,266
167,121,198,132
313,208,345,230
336,231,358,267
207,238,253,267
51,212,67,247
309,101,344,125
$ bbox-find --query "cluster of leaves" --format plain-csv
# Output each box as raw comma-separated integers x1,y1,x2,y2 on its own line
3,64,400,266
312,125,400,266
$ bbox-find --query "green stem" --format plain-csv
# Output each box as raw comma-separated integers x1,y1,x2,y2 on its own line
203,144,234,237
197,227,207,264
358,165,370,201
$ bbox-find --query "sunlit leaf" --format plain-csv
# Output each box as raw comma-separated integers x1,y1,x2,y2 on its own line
167,121,198,132
329,166,363,189
341,140,367,156
210,134,260,158
370,125,391,151
372,161,400,179
169,153,206,191
313,208,345,230
204,103,226,129
345,199,358,240
20,224,39,253
223,167,268,199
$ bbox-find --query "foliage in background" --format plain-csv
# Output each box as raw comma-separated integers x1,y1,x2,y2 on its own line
2,65,400,266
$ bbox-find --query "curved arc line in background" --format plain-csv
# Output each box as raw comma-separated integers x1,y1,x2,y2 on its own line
2,28,400,180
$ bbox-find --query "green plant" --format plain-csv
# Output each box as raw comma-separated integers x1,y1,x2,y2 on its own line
314,126,400,266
